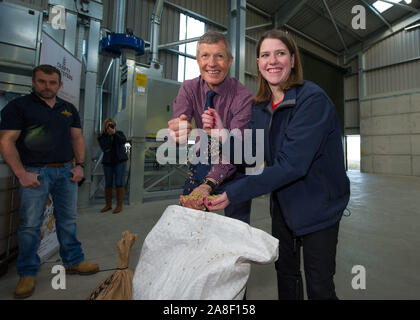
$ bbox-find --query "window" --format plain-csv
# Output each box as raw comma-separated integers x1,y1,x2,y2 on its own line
372,0,403,13
178,14,205,82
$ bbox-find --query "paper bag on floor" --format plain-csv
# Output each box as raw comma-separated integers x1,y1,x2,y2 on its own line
132,205,279,300
88,231,138,300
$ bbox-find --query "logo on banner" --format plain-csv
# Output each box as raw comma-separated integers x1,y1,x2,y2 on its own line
49,5,66,30
56,57,73,81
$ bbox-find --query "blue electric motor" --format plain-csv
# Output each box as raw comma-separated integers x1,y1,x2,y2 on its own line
101,32,145,57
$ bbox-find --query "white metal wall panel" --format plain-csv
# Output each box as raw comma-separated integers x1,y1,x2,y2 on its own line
364,28,420,97
365,29,420,70
366,60,420,97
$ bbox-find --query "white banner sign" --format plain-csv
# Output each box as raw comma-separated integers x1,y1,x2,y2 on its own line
39,32,82,109
37,195,59,263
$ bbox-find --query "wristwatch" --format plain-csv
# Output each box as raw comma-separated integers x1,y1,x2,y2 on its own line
76,162,85,168
203,178,217,194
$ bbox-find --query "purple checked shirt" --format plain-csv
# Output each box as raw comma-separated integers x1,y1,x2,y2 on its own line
172,76,253,185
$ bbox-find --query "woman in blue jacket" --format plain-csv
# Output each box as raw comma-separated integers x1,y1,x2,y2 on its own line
206,30,350,300
97,118,128,214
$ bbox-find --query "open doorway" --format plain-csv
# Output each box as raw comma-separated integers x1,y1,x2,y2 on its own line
346,135,360,171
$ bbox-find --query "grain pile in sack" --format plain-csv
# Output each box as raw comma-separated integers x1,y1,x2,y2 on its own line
88,231,138,300
132,205,279,300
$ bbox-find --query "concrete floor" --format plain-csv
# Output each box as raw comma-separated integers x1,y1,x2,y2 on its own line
0,170,419,300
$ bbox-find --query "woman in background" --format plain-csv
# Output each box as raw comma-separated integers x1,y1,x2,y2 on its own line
97,118,128,214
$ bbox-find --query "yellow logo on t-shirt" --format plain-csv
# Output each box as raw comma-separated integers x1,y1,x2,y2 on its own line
61,110,72,117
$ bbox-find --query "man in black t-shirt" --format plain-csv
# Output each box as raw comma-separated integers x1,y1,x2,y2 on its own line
0,65,99,299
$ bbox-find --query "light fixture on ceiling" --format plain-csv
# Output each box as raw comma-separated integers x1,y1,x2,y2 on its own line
405,0,412,4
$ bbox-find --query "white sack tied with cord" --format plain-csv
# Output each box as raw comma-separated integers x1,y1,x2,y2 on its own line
132,205,279,300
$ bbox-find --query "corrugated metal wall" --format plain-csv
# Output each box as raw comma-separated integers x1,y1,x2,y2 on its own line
360,28,420,176
364,28,420,97
344,58,359,135
170,0,228,26
245,8,271,94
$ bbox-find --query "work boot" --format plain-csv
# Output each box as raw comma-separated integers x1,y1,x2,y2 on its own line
14,276,35,299
113,187,124,214
100,188,113,212
65,261,99,275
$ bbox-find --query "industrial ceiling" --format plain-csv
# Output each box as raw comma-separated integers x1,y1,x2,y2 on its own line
245,0,420,56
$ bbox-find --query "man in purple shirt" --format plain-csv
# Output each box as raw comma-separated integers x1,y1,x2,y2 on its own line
168,31,253,223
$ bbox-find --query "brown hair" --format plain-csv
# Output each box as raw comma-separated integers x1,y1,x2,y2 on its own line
254,30,303,103
196,31,233,59
102,118,116,133
32,64,62,83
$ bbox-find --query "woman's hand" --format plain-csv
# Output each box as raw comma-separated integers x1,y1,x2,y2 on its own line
179,184,212,210
202,108,229,143
204,191,230,211
202,107,223,133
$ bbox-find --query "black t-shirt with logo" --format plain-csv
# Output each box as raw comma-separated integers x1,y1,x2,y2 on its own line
0,93,81,166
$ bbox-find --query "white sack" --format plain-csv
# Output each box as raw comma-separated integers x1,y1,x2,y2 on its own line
132,205,279,300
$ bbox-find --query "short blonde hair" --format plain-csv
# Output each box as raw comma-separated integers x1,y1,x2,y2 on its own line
196,31,233,59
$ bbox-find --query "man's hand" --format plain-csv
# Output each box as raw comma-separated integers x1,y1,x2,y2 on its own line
179,184,212,210
70,165,84,183
168,114,191,145
18,171,40,189
204,191,230,211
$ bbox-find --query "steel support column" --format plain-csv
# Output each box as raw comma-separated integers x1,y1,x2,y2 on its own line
79,19,101,206
228,0,246,84
358,51,366,100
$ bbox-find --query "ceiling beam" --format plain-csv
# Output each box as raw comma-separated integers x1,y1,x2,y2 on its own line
360,0,393,32
246,22,273,32
246,1,340,56
246,2,272,19
322,0,348,52
273,0,310,28
283,24,340,56
305,2,364,42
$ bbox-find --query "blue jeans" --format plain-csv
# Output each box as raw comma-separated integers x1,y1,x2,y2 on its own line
17,163,84,277
103,162,126,188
